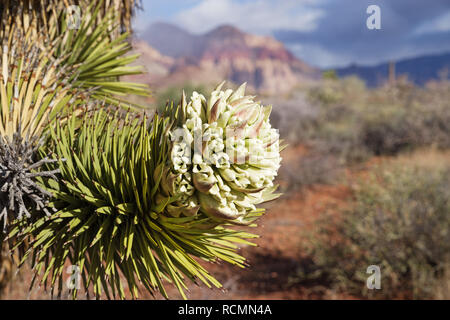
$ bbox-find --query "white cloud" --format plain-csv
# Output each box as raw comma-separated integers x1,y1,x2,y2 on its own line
414,11,450,35
287,43,354,68
173,0,324,35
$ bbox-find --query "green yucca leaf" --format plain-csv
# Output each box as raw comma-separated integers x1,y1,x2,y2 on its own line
0,0,140,41
20,106,258,299
1,0,149,110
50,2,149,109
0,26,89,237
0,38,78,139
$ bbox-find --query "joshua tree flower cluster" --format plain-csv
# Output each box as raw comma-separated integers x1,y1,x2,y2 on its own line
162,83,281,225
0,1,282,299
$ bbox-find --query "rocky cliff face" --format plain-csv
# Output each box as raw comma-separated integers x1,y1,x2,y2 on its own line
136,23,319,94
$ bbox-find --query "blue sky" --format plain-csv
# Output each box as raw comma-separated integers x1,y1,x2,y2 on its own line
133,0,450,68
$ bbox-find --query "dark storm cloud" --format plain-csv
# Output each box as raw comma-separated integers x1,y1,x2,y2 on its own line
274,0,450,68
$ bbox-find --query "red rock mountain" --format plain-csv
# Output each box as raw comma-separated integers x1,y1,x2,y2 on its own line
134,23,319,94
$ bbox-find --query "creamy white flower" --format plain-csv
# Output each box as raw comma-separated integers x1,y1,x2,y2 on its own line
166,82,282,222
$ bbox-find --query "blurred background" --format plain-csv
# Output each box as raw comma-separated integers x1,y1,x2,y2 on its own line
2,0,450,299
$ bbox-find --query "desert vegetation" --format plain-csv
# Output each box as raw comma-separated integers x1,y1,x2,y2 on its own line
292,150,450,299
276,76,450,191
0,1,449,301
275,76,450,299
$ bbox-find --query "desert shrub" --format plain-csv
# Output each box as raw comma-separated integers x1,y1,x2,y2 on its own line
302,78,450,163
278,150,341,192
322,70,338,81
270,107,317,145
293,152,450,299
308,76,367,107
360,104,413,155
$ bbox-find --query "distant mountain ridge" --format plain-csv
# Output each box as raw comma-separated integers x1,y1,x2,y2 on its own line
335,52,450,87
142,22,202,59
135,22,449,91
137,22,319,94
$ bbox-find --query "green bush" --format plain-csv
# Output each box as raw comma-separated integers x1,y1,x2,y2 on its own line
303,79,450,163
308,76,367,106
293,153,450,299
